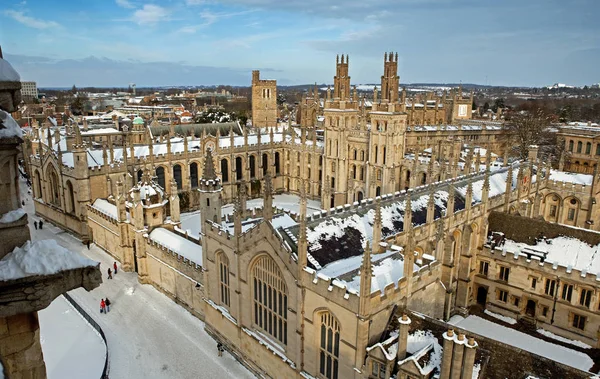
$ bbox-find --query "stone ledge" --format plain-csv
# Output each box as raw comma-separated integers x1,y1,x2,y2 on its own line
0,265,102,318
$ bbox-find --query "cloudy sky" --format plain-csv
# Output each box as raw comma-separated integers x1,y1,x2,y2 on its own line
1,0,599,87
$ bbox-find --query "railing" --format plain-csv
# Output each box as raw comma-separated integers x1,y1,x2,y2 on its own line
63,293,110,379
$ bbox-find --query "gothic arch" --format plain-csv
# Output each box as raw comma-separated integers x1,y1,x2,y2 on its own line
220,158,229,182
313,309,341,379
45,164,61,207
248,253,290,345
34,169,42,199
66,180,76,214
155,166,167,190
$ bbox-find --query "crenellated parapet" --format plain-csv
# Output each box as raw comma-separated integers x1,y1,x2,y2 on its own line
482,244,600,286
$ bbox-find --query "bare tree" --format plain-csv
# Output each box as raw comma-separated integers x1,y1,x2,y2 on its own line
502,108,556,161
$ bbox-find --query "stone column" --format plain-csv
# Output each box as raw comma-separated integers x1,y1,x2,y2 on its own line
450,333,466,379
397,314,411,360
0,312,47,379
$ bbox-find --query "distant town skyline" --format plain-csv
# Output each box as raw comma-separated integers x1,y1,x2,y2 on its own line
2,0,599,87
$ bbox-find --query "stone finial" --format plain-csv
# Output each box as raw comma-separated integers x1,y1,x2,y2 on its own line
201,147,217,181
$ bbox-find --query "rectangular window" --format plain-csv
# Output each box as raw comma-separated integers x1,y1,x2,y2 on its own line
580,289,592,308
542,306,549,317
499,266,510,281
498,290,508,302
513,297,520,307
479,261,489,276
568,208,575,221
531,278,537,289
549,205,557,217
596,144,600,156
561,284,573,302
573,314,586,330
545,279,557,297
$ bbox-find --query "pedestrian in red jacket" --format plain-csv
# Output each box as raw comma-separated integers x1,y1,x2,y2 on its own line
113,261,118,274
100,299,106,314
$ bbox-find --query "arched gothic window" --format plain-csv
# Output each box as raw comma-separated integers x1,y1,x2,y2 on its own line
218,253,230,307
319,312,340,379
252,255,288,344
221,159,229,182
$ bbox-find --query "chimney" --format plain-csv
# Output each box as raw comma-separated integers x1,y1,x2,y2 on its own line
397,314,411,360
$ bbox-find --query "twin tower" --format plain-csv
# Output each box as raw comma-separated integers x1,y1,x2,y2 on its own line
332,52,400,103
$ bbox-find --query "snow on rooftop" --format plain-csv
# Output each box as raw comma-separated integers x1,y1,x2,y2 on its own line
454,315,594,371
502,236,600,275
0,240,98,281
549,170,593,186
91,199,119,220
0,109,23,139
342,253,420,294
318,249,398,279
148,228,202,264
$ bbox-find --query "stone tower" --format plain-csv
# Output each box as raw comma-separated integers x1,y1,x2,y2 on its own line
199,148,222,225
380,52,399,103
333,54,350,100
251,70,277,128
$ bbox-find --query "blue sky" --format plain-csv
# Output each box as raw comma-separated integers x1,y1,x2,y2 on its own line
1,0,599,87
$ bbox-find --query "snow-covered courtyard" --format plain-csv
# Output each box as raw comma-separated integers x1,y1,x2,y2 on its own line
39,296,106,379
21,181,254,379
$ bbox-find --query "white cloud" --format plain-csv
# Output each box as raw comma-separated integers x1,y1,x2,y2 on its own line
133,4,169,25
4,10,60,29
116,0,135,9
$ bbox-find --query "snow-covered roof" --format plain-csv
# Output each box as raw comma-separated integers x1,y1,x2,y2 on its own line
549,170,593,186
148,228,202,265
501,236,600,275
0,240,97,281
452,315,594,371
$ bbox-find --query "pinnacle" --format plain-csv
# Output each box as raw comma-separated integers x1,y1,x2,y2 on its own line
202,147,218,181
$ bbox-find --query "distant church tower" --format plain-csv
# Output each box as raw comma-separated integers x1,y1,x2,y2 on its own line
333,54,350,100
251,70,277,128
380,52,399,103
199,148,222,225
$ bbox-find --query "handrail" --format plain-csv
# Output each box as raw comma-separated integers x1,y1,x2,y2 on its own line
62,293,110,379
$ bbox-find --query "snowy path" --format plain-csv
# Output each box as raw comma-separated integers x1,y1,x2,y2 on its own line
39,296,106,379
21,183,254,379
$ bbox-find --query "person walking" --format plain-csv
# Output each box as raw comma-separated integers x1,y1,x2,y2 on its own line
33,221,38,230
105,298,111,313
100,299,106,314
113,261,118,274
217,342,223,357
107,268,112,279
38,220,43,229
86,240,91,249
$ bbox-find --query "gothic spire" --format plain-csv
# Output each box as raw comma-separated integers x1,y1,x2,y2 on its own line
202,147,217,181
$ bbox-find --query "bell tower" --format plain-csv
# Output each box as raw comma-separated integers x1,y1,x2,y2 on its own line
380,52,399,103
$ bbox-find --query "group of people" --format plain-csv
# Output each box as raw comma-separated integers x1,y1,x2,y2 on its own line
100,298,111,313
100,262,119,313
107,261,118,279
33,219,44,230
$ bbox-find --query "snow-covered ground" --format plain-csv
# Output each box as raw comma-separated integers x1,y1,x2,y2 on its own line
21,179,254,379
454,315,594,371
39,296,106,379
537,329,592,349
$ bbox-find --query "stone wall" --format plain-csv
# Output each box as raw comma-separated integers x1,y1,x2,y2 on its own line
488,211,600,246
144,242,205,319
0,312,46,379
